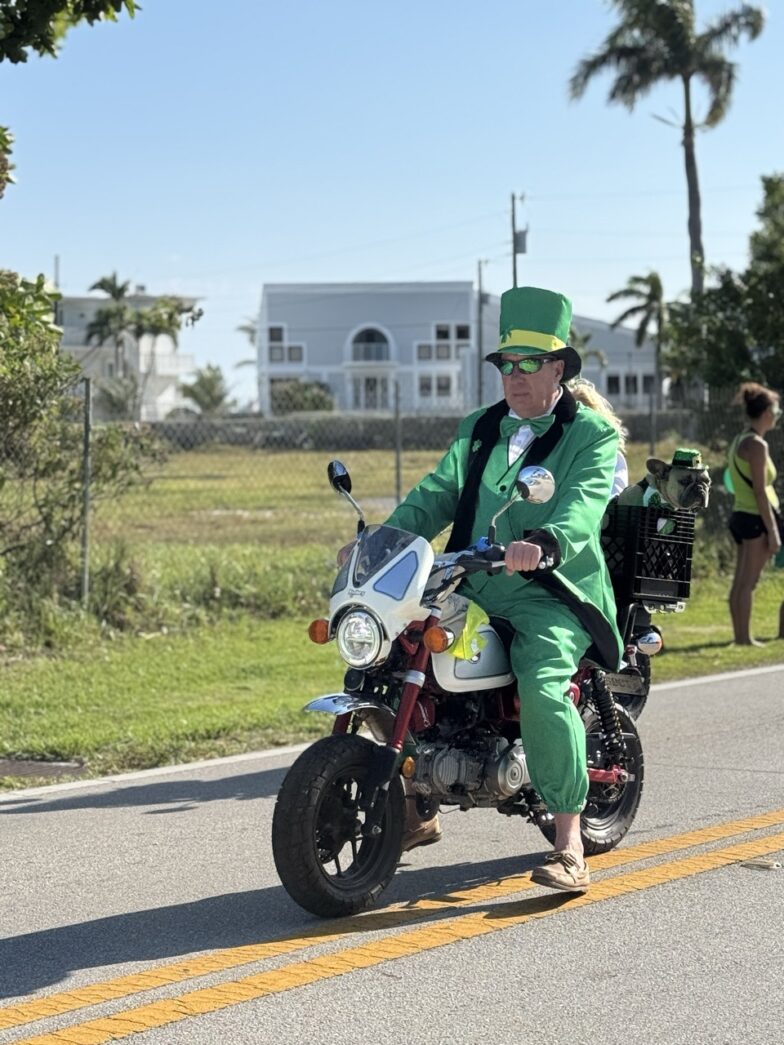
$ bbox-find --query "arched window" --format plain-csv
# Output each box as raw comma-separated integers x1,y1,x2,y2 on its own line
352,328,389,362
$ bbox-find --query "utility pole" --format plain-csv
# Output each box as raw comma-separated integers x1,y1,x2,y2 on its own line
477,259,485,407
511,192,528,287
511,193,518,287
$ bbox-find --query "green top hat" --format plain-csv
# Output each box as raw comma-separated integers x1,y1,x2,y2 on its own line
485,285,582,381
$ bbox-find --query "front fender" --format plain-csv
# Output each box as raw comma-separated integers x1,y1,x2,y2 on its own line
304,693,401,745
303,693,394,717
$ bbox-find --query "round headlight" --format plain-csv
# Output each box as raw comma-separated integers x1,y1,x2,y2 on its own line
336,610,383,668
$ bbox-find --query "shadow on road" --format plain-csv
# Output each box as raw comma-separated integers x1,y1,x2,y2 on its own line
0,850,551,1000
0,767,287,817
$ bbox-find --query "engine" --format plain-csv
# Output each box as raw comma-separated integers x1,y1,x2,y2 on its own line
411,736,531,808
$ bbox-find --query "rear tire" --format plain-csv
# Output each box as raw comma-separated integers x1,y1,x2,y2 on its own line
272,734,404,918
538,703,644,856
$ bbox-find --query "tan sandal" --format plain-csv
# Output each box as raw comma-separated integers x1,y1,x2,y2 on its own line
401,815,442,853
530,850,590,893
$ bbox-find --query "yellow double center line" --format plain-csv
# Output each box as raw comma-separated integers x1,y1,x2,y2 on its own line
3,809,784,1045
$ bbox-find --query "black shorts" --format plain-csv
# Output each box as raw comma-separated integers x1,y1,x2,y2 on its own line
729,509,783,545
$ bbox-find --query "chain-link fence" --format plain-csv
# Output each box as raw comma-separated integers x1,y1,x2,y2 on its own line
82,386,780,553
2,382,781,638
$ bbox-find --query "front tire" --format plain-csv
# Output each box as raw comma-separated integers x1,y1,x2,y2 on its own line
272,734,405,918
538,703,644,856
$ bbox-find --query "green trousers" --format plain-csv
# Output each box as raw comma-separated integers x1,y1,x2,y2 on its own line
469,584,590,814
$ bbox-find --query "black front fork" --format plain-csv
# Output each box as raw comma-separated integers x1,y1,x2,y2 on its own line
358,744,401,839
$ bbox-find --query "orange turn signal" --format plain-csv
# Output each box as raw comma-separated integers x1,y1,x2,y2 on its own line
400,756,416,779
422,625,453,653
308,618,330,644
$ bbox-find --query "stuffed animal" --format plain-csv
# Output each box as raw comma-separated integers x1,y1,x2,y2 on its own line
617,448,711,512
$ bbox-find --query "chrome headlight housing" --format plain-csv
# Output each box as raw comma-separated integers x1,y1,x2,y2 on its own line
336,610,383,668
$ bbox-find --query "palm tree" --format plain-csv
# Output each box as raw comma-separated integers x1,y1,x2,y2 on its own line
94,375,140,420
180,364,235,416
236,317,257,346
570,0,764,295
88,271,131,301
132,297,202,416
87,271,134,375
607,271,667,407
85,302,133,377
235,316,258,369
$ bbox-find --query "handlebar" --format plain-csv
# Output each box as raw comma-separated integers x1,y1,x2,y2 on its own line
437,538,508,577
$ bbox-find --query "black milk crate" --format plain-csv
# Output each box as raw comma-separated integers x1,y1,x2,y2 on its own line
601,501,695,603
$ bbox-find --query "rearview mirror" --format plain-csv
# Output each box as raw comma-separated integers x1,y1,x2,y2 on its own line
327,460,352,494
516,466,555,505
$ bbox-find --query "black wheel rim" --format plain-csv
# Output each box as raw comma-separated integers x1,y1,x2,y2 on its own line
313,761,392,894
583,722,643,831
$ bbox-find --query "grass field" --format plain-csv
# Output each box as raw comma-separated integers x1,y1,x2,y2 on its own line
1,575,782,790
91,447,440,547
1,439,781,789
91,435,727,548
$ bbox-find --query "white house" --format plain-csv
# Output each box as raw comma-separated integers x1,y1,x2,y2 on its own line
57,291,197,421
256,281,656,416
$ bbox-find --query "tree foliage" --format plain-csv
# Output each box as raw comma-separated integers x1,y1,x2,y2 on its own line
271,380,334,415
180,364,236,417
86,273,203,418
749,174,784,271
86,300,133,375
570,0,765,294
607,271,667,404
0,271,75,441
0,2,137,197
0,125,14,198
0,0,136,64
0,269,161,619
666,174,784,390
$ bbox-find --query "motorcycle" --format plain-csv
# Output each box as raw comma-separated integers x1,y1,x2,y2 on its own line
272,460,645,919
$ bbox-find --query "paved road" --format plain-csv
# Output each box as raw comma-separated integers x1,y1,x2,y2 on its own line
1,666,783,1045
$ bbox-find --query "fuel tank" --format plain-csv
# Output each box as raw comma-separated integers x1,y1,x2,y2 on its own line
430,624,515,693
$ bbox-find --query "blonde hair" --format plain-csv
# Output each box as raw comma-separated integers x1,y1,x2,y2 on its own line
569,378,628,452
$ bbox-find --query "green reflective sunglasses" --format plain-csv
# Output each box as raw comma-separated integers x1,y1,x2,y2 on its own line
493,356,555,376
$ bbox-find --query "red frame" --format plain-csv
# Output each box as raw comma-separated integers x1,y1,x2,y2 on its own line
331,619,627,785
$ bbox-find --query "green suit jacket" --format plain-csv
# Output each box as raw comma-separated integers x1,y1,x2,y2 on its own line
385,395,623,670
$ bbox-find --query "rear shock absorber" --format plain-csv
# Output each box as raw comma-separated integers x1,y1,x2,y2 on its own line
590,669,626,765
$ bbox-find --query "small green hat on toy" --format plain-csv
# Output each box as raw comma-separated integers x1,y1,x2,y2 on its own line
485,285,582,381
671,448,703,469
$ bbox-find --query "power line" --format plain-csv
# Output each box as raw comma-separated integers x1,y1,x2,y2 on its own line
142,209,508,283
528,183,761,202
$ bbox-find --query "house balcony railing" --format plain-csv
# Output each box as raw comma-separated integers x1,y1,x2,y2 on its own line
352,343,390,362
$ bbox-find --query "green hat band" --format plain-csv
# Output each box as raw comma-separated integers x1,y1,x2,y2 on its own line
500,329,567,352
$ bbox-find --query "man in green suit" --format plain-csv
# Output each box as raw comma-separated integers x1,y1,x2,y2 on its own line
386,285,622,893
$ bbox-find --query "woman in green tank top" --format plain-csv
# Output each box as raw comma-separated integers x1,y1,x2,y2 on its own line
727,382,782,645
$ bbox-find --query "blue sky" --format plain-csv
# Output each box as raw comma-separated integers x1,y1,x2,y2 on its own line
1,0,781,407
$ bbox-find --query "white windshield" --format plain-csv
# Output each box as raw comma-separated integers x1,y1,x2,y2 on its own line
331,524,419,597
